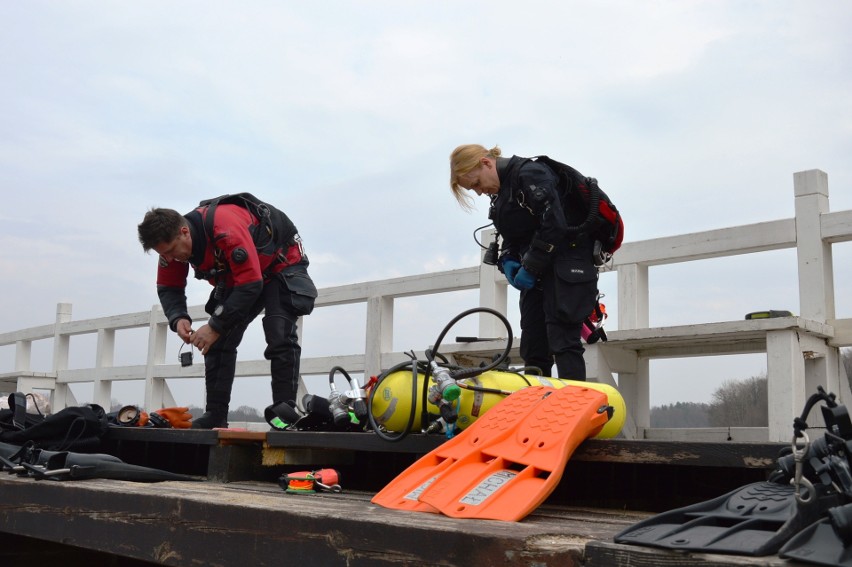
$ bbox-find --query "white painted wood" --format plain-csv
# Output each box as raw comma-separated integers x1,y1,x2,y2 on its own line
364,296,393,379
822,209,852,243
144,304,170,411
14,376,58,392
0,324,54,344
94,328,115,408
476,229,509,339
766,330,804,442
617,263,648,330
50,303,72,409
795,169,835,322
14,340,31,372
645,427,769,443
613,219,796,267
584,344,638,439
829,318,852,347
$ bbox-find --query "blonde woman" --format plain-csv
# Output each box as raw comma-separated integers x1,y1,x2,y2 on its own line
450,144,599,380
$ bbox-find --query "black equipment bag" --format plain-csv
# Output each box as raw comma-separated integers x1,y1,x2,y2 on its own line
533,156,624,255
0,394,108,452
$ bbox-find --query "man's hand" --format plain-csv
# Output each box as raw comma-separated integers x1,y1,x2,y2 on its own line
190,324,220,355
176,319,194,343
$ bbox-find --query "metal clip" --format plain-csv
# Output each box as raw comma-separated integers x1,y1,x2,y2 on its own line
315,481,342,493
293,234,304,257
791,431,815,504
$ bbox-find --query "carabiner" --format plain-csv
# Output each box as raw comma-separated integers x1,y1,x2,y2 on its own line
791,431,816,504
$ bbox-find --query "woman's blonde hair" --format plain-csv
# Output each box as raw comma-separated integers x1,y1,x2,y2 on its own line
449,144,502,211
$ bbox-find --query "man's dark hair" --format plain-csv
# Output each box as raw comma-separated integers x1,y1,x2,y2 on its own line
138,208,188,252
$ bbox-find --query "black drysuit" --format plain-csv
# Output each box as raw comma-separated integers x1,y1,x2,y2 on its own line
491,156,598,380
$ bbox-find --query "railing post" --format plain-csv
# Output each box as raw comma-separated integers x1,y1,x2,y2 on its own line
617,263,649,330
793,169,851,417
94,328,115,409
51,302,73,411
616,263,651,436
795,169,834,321
478,230,508,338
144,304,174,410
365,296,393,378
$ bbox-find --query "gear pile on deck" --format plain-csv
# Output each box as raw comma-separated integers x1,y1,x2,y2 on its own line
0,394,197,482
615,385,852,566
265,307,624,441
261,306,626,521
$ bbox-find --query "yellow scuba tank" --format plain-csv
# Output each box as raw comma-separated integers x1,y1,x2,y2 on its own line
369,369,625,439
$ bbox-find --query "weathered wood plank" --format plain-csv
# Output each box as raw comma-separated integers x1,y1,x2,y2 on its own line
585,540,810,566
0,473,811,566
0,476,637,567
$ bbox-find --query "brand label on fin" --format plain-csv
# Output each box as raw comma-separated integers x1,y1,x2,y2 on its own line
405,476,438,501
460,470,517,506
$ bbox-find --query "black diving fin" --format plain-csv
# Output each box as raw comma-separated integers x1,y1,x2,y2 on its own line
41,451,199,482
779,502,852,566
616,386,852,559
0,440,197,482
614,480,839,556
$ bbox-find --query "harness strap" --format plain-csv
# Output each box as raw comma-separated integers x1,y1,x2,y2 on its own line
193,239,303,281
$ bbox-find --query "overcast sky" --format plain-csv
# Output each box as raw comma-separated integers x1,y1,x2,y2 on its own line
1,1,851,412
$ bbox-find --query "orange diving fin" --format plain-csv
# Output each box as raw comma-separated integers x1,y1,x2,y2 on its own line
417,385,610,521
371,386,554,513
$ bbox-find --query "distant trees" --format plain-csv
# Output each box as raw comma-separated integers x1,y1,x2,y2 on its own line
706,374,768,427
187,405,263,422
229,405,264,422
651,402,711,427
652,350,852,428
651,373,768,428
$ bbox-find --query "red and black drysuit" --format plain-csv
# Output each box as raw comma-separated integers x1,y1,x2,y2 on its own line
491,155,598,380
156,203,317,415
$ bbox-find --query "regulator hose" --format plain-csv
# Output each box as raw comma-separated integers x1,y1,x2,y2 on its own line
366,307,514,442
367,356,430,442
419,307,514,436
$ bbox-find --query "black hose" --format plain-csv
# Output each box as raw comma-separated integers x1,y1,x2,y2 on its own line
430,307,513,375
366,308,514,442
366,356,429,442
419,307,514,431
328,365,350,388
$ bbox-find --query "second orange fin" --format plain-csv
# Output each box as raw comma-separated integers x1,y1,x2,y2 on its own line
371,385,554,513
417,385,610,521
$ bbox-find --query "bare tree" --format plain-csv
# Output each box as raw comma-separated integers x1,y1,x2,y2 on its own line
229,405,263,422
707,374,768,427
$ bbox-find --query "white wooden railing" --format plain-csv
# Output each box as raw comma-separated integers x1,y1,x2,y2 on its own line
1,169,850,442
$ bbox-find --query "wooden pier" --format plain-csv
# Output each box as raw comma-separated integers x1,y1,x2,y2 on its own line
0,427,809,566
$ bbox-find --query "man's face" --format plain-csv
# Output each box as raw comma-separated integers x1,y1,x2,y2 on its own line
458,157,500,196
153,226,192,263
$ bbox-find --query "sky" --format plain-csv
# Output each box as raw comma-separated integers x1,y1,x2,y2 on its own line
1,1,851,412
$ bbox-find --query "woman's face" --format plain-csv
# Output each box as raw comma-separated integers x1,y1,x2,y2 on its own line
459,157,500,196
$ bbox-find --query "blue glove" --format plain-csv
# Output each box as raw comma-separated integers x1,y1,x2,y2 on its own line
512,267,537,290
499,258,521,286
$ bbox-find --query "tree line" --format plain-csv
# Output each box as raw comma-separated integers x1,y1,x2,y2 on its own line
652,347,852,427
